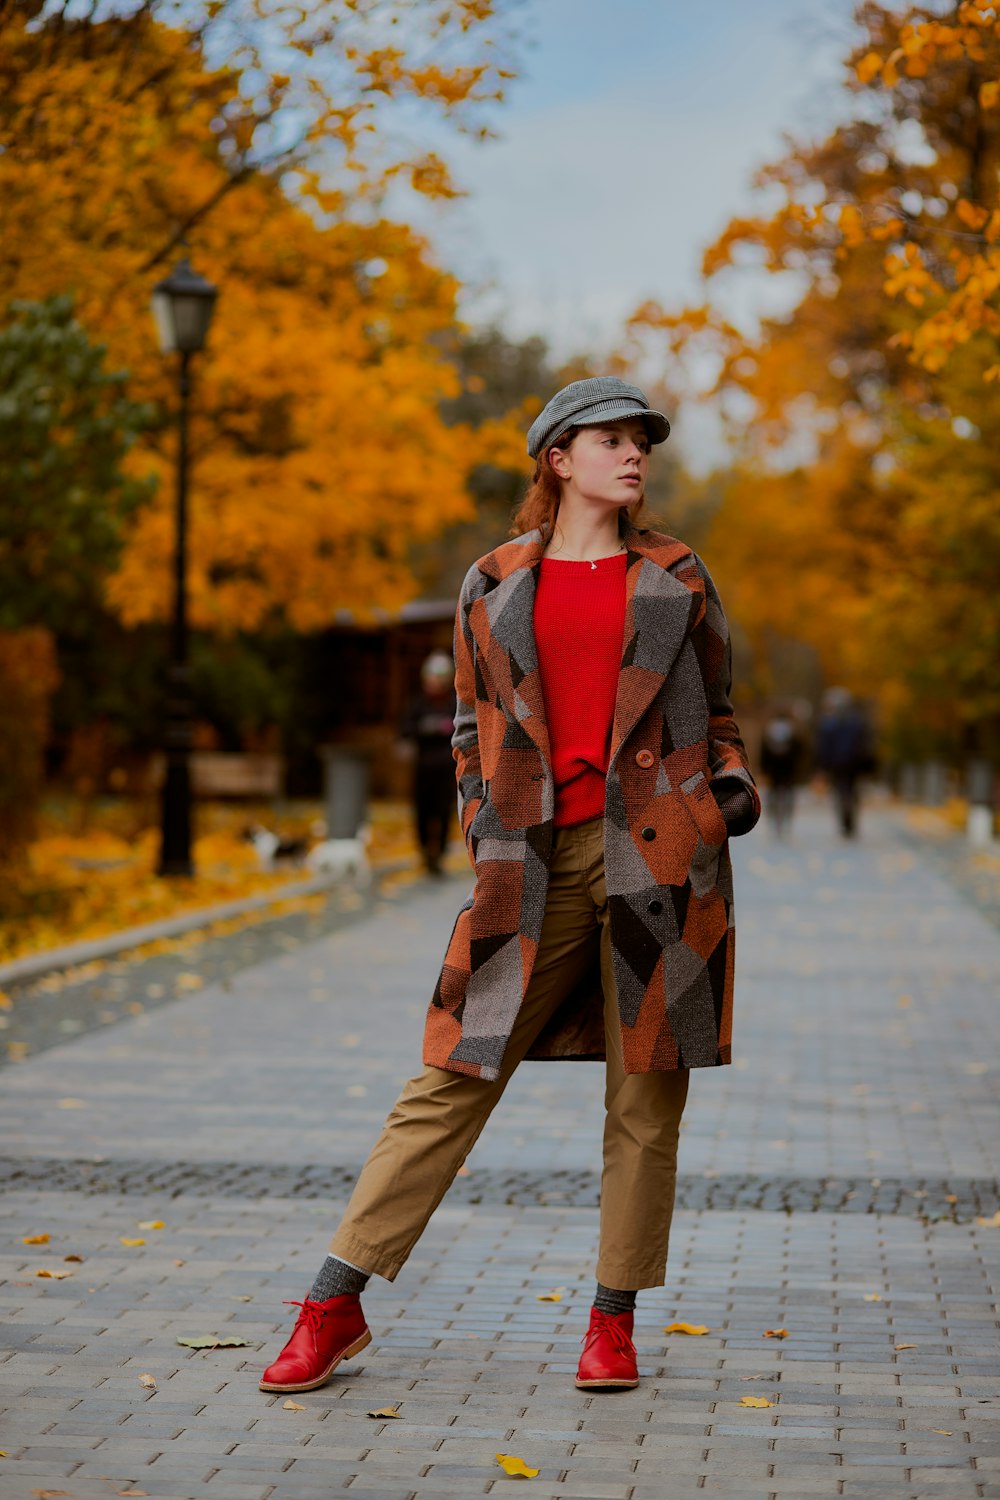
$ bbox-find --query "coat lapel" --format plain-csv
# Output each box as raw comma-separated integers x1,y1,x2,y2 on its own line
610,525,699,768
468,529,551,770
469,523,697,778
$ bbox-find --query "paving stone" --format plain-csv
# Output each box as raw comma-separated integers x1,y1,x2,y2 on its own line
2,805,999,1498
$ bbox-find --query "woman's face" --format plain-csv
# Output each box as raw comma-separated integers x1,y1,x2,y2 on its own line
548,418,651,507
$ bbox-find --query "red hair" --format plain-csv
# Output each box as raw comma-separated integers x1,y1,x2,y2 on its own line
509,425,649,539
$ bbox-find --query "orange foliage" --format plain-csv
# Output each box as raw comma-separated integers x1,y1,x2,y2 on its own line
0,4,524,632
626,3,1000,753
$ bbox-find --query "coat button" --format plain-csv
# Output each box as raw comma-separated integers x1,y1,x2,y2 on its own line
635,748,655,769
647,899,663,915
641,825,656,841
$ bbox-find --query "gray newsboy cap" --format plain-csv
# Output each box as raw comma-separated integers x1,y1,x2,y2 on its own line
526,376,670,459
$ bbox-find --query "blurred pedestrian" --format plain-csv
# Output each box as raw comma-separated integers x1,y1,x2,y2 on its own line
760,705,805,838
260,377,760,1397
816,686,875,838
401,651,456,875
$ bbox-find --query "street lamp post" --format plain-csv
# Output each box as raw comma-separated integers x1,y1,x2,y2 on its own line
151,258,218,877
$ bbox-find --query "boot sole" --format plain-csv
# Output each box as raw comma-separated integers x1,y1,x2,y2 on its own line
575,1376,639,1389
258,1328,372,1392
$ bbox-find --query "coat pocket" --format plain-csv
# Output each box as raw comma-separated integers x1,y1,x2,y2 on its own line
680,770,728,849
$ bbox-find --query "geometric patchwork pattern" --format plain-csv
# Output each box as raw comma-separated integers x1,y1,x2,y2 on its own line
424,522,760,1083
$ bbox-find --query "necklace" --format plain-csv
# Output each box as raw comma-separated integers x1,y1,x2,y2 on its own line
543,538,627,569
590,540,626,571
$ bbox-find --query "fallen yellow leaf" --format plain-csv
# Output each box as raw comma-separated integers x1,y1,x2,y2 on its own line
931,1428,953,1435
176,972,204,991
33,1490,70,1497
367,1404,402,1419
0,991,10,1009
863,1293,882,1301
64,1254,84,1263
137,1220,165,1231
120,1238,145,1247
976,1211,1000,1228
282,1399,305,1411
762,1329,788,1339
895,1343,917,1351
739,1396,774,1408
118,1491,148,1497
176,1334,251,1349
138,1374,157,1388
496,1452,540,1478
23,1233,50,1245
663,1321,709,1335
945,1194,958,1204
35,1268,73,1279
536,1289,563,1302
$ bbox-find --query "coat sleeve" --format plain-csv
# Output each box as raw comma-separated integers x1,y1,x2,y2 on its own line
452,563,486,866
691,554,761,835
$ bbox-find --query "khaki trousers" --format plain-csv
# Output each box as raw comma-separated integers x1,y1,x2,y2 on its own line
329,815,689,1289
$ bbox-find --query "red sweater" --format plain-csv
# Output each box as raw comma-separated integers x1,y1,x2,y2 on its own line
534,553,627,827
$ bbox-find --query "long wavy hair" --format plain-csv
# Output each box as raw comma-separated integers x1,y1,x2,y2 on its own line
509,424,649,540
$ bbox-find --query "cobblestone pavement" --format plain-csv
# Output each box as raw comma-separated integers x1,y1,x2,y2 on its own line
0,864,416,1071
2,795,999,1500
893,810,1000,940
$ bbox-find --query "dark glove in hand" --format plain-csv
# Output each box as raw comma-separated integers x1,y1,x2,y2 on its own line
710,777,757,837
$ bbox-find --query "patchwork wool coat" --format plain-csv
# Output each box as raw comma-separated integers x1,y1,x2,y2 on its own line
423,522,760,1082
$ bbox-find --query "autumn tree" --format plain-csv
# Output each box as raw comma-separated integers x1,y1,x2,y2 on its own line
0,0,522,632
627,0,1000,761
0,296,157,863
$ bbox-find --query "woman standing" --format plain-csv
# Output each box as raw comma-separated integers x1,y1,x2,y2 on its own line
260,376,760,1395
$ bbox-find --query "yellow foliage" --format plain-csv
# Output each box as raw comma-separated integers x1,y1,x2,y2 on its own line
0,6,524,633
855,51,884,83
838,204,866,249
626,3,1000,754
956,199,990,230
0,798,422,966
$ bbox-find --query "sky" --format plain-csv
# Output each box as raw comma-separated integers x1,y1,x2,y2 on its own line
408,0,861,409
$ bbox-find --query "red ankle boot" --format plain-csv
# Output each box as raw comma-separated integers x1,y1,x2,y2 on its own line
575,1307,639,1389
259,1294,371,1393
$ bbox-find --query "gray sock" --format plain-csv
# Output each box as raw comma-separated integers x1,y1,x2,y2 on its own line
308,1254,370,1302
593,1282,637,1316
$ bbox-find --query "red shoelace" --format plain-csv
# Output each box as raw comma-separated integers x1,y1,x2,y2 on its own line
283,1298,327,1352
581,1311,636,1356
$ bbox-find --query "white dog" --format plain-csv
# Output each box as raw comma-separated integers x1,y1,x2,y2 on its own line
305,824,371,884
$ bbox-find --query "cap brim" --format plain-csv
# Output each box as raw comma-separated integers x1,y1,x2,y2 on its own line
572,401,670,443
542,402,670,455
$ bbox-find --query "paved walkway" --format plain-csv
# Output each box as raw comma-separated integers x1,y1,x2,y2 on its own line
2,795,998,1499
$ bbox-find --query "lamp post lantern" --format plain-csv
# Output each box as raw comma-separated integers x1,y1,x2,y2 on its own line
152,258,218,876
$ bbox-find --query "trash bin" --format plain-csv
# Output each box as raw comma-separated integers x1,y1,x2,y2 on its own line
322,746,369,839
966,758,995,848
920,760,948,806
